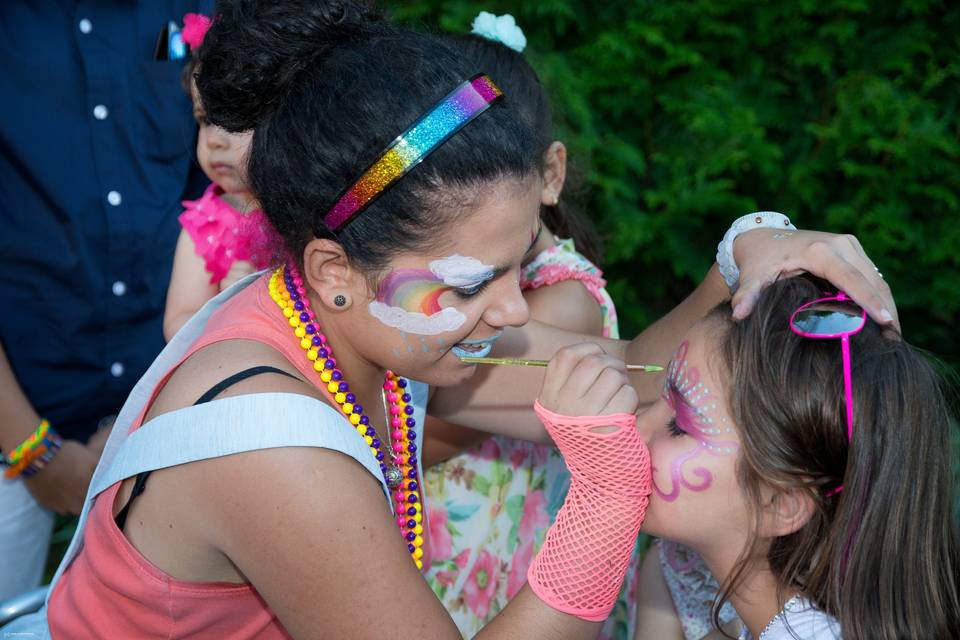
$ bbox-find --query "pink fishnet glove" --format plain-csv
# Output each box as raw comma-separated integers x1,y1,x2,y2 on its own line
527,400,652,622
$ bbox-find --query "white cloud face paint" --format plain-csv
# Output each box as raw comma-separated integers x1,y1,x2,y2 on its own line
367,255,491,336
428,255,495,288
368,301,466,335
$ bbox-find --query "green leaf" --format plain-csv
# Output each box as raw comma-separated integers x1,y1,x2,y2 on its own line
505,494,525,526
473,475,491,497
446,503,481,522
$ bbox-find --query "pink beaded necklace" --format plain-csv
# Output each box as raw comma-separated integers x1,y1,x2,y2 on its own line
269,265,424,568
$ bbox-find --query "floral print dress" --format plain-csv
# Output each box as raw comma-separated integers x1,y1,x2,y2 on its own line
423,239,638,639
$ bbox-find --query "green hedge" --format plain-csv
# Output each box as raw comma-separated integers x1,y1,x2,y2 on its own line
36,0,960,586
384,0,960,372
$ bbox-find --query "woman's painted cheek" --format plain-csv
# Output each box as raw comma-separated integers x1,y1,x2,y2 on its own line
391,332,452,359
367,255,493,337
652,341,738,502
368,269,464,335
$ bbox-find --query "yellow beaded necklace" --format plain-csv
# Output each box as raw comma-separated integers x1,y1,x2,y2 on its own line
268,265,424,568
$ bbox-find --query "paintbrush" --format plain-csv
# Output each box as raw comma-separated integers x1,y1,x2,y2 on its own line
458,355,664,372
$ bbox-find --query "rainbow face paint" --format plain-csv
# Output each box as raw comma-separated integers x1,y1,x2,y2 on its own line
368,255,494,336
369,269,465,335
323,75,503,232
653,340,739,502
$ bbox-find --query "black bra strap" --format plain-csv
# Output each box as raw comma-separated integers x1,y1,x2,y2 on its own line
114,365,301,530
193,365,300,405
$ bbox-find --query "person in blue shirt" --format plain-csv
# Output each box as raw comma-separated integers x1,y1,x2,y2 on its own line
0,1,211,599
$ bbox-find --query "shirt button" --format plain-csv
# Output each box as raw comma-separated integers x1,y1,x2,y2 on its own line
93,104,109,120
107,191,122,206
79,19,92,34
111,280,127,296
110,362,125,378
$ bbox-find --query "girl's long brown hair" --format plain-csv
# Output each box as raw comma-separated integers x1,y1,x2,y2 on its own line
712,276,960,639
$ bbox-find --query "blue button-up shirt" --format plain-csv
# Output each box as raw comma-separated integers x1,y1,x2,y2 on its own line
0,1,212,441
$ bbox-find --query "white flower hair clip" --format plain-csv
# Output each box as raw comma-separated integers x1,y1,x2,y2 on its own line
471,11,527,53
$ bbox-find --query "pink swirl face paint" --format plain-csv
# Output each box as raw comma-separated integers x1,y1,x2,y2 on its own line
653,340,739,502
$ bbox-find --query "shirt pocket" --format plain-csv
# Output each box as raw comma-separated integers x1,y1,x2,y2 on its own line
133,60,196,165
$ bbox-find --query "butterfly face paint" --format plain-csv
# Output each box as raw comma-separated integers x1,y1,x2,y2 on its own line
368,255,495,336
653,340,739,502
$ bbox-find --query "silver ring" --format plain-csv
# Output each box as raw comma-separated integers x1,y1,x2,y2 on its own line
874,266,884,279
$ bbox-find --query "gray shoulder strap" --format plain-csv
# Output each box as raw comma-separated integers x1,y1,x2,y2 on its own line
92,392,388,499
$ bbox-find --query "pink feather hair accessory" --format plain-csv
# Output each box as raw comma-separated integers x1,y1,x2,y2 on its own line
181,13,212,50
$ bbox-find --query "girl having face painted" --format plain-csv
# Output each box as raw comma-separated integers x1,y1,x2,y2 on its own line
632,276,960,639
635,347,743,640
10,1,901,637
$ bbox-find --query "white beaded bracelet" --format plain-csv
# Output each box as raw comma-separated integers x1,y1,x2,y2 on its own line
716,211,796,292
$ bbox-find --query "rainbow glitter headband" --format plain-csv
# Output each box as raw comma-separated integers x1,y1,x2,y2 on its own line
320,74,504,233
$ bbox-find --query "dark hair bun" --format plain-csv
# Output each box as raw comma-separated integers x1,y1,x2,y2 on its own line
197,0,382,131
194,0,538,276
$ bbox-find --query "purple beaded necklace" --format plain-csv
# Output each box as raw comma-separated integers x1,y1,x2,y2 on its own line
269,265,426,568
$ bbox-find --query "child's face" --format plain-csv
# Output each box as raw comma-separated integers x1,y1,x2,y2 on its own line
192,82,253,196
637,321,752,554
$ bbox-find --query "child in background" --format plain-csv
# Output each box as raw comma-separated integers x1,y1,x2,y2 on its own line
630,276,960,639
421,13,638,639
163,13,279,341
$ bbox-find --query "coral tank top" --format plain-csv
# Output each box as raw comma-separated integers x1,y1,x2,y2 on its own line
47,277,334,638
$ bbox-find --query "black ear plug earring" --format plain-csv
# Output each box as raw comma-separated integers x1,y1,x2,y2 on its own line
334,294,347,307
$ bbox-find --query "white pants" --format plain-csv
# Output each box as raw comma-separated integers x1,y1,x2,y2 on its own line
0,478,55,600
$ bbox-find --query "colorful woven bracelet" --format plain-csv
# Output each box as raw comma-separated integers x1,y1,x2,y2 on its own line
20,434,63,479
4,419,50,465
3,420,63,480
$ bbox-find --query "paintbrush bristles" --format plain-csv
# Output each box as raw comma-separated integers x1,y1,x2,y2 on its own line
628,364,664,372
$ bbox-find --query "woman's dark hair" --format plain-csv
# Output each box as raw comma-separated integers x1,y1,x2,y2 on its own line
193,0,538,276
450,32,603,265
710,276,960,639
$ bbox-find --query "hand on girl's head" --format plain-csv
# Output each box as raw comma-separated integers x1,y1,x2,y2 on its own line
731,228,899,332
539,343,639,417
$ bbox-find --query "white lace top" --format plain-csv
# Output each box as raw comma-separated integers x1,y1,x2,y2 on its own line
740,595,842,640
